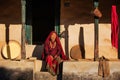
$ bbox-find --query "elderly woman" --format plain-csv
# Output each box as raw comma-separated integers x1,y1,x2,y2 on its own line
42,31,68,76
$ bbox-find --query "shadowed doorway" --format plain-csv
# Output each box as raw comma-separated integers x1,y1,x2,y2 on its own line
32,0,55,45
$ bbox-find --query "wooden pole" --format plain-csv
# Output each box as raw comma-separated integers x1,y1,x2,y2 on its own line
64,26,69,59
21,0,26,59
94,0,99,61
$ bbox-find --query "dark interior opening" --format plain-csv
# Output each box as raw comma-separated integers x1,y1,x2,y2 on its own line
32,0,55,45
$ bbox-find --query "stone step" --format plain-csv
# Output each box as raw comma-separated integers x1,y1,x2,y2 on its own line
35,72,57,80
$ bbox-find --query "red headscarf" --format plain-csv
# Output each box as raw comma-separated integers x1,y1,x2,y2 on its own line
42,31,68,60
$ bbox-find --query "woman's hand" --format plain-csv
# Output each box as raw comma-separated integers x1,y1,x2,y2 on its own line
49,55,54,60
54,55,58,59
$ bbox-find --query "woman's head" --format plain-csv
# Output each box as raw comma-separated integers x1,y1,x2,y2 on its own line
50,32,57,42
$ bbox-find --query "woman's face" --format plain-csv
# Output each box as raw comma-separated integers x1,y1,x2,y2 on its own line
50,33,56,42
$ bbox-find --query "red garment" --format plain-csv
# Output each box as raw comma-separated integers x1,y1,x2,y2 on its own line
46,55,59,75
111,5,119,49
42,31,68,75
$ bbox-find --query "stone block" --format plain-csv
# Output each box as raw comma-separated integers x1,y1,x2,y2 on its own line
0,24,6,41
9,24,22,44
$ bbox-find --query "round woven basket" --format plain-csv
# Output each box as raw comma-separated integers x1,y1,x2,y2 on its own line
70,45,82,60
2,40,21,59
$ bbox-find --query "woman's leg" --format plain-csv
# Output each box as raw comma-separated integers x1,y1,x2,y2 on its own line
46,55,56,75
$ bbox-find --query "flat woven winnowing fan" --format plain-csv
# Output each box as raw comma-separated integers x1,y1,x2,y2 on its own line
2,40,21,59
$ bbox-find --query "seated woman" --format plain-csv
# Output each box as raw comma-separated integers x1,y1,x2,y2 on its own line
42,31,68,76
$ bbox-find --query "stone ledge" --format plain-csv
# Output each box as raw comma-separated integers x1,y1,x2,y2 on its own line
63,71,120,80
0,59,34,70
63,60,99,74
63,60,120,73
62,60,120,80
